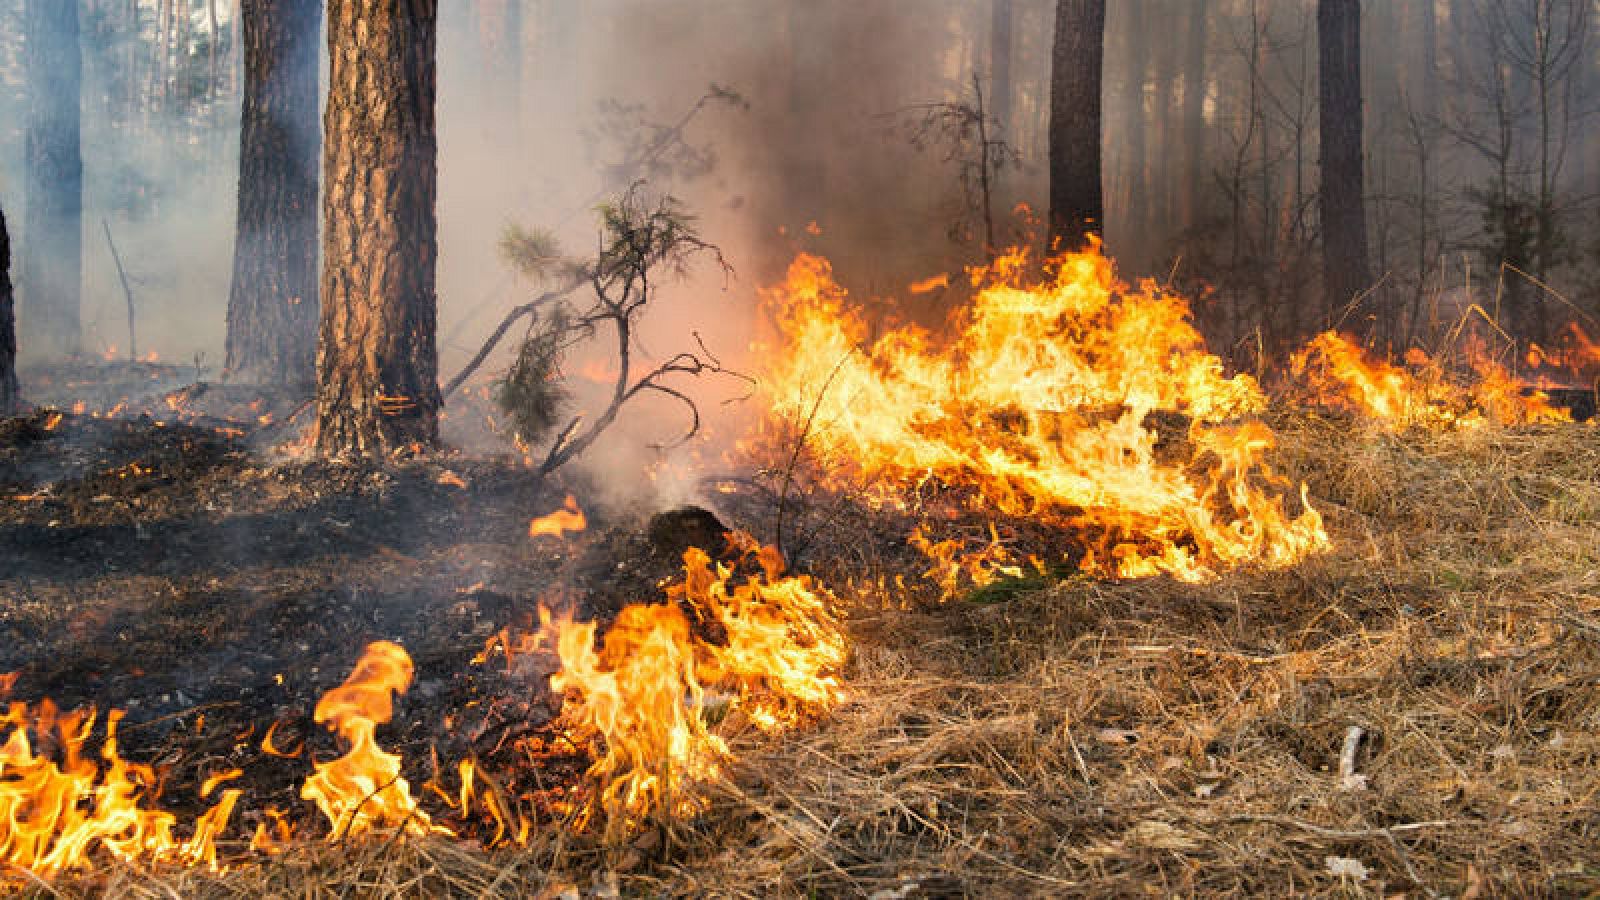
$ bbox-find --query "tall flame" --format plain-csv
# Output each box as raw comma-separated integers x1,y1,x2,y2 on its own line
300,641,434,839
757,246,1327,582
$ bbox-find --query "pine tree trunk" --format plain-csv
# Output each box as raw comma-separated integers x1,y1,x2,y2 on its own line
1,204,18,417
316,0,441,458
1048,0,1105,251
226,0,321,386
1317,0,1370,318
23,0,82,358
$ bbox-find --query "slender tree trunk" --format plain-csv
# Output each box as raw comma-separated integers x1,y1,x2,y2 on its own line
990,0,1013,131
1048,0,1106,251
1317,0,1370,318
23,0,83,358
1179,0,1207,232
1,204,18,416
227,0,322,386
316,0,441,457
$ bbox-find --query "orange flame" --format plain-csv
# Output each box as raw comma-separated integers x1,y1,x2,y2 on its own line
545,539,845,832
0,700,238,876
529,495,587,538
756,246,1327,582
1292,331,1571,429
299,641,435,839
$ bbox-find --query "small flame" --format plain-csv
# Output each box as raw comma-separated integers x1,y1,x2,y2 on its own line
529,495,587,538
299,641,435,839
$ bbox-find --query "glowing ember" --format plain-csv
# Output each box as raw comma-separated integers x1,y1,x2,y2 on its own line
529,494,587,538
1292,331,1571,429
757,245,1328,582
300,641,436,839
0,700,238,876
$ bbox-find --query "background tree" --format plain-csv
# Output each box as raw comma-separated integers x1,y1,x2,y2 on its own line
1317,0,1370,322
225,0,321,386
22,0,82,357
1,202,17,416
316,0,441,457
1048,0,1105,251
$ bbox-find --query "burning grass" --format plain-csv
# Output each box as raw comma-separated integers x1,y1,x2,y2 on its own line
9,248,1600,895
5,409,1598,897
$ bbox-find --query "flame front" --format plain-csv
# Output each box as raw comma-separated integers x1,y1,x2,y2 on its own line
0,700,237,877
300,640,434,839
1292,331,1571,429
758,246,1327,582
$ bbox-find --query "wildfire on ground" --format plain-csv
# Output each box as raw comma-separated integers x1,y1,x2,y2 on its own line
0,525,845,880
757,244,1328,582
1291,331,1572,429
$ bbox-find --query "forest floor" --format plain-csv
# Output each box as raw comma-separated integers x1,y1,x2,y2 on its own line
4,365,1600,897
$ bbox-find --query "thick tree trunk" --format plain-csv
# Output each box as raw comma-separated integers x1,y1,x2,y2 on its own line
1,204,18,417
1048,0,1105,251
1317,0,1370,319
226,0,321,386
316,0,441,458
23,0,83,358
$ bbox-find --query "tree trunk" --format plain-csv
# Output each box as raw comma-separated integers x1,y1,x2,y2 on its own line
226,0,322,386
1,204,18,417
1317,0,1370,319
23,0,83,358
1179,0,1207,232
316,0,441,457
990,0,1013,132
1048,0,1105,251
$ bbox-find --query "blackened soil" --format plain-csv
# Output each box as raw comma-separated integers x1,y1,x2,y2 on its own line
0,405,666,838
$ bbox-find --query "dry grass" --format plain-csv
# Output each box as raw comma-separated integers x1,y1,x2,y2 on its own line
20,411,1600,897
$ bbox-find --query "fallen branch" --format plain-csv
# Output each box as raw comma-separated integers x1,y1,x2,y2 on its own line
442,277,584,402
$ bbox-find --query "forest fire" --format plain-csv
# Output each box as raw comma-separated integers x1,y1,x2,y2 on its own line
1292,331,1573,429
0,528,843,881
758,245,1328,582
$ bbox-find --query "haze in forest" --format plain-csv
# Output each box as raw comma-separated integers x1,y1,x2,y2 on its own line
2,0,1597,477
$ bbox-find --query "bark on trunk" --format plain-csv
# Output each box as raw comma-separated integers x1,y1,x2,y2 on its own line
1,204,18,417
23,0,82,358
1317,0,1370,318
226,0,321,386
1048,0,1105,251
316,0,441,457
